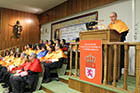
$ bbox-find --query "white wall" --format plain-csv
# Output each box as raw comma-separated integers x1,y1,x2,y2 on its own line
135,0,140,41
40,23,51,40
127,0,140,76
41,0,133,41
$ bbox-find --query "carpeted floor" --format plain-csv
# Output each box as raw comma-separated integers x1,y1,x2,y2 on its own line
117,75,136,91
42,81,80,93
0,83,6,93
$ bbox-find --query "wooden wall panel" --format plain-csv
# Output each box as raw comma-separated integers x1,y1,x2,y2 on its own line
0,8,40,50
39,0,118,24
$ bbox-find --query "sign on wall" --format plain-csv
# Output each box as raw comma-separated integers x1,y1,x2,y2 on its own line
80,40,102,85
60,24,87,42
51,11,98,41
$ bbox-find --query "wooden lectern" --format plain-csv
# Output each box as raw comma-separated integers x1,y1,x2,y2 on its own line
80,29,120,43
80,29,121,82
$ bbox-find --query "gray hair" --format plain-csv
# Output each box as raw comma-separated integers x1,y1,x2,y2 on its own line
30,53,36,58
21,53,27,57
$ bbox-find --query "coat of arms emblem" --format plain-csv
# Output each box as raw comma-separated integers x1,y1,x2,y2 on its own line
85,54,96,79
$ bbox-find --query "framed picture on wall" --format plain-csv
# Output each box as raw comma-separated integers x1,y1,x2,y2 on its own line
54,29,60,40
51,11,98,41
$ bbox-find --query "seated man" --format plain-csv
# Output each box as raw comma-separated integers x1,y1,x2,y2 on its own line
43,44,67,83
10,53,42,93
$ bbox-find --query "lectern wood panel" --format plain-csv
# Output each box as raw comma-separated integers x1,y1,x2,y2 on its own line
80,29,120,43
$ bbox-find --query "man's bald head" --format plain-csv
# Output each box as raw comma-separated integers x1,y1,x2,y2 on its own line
110,12,118,23
111,12,117,16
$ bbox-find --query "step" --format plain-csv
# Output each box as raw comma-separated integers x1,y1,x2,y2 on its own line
59,75,69,83
0,83,46,93
42,81,80,93
69,77,130,93
0,84,4,93
0,83,7,93
33,90,46,93
59,75,79,84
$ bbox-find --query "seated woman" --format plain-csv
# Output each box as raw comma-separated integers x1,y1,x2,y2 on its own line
35,44,42,55
6,53,20,68
73,38,80,52
22,45,28,54
60,39,69,52
10,53,42,93
37,45,48,59
52,44,67,60
48,40,55,46
44,40,49,50
4,51,10,59
43,44,67,83
55,39,60,46
0,51,10,65
44,40,48,45
23,44,33,55
40,45,55,62
1,50,15,67
26,44,34,55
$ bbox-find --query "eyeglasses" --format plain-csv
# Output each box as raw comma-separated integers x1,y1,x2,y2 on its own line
110,16,116,18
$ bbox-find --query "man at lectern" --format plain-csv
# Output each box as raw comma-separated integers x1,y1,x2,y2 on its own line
108,12,129,41
108,12,129,78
